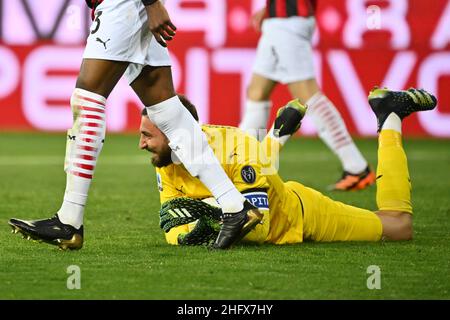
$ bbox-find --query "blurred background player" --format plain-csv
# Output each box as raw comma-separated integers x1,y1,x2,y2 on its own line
239,0,376,191
155,87,437,246
8,0,260,250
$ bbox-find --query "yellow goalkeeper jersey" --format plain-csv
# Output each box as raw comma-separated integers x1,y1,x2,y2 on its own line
155,124,305,245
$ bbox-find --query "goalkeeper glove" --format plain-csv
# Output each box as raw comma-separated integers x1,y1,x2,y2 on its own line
177,215,221,246
159,197,222,233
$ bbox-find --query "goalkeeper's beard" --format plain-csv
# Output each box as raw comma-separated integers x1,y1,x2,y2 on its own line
148,146,173,168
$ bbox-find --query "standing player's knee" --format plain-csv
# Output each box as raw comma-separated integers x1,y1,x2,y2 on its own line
247,84,270,101
153,87,176,104
76,59,128,97
75,76,106,97
132,67,176,105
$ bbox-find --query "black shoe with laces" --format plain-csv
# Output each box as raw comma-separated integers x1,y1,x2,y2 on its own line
368,87,437,132
9,215,83,250
211,201,263,250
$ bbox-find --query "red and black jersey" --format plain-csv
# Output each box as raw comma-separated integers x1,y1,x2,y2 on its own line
85,0,158,20
266,0,317,18
85,0,157,9
85,0,103,9
85,0,104,20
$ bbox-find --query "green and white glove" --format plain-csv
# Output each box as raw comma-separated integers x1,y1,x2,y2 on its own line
177,215,221,246
159,197,222,233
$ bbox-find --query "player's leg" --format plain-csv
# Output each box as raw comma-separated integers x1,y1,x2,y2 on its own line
8,0,139,249
300,87,437,242
240,73,277,140
76,59,129,97
296,182,384,242
58,59,128,225
239,20,279,141
373,123,413,241
131,65,262,249
369,86,437,240
287,79,375,191
266,13,373,191
290,175,409,243
8,59,129,250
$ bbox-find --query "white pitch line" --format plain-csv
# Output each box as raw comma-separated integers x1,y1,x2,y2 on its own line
0,151,448,166
0,156,151,166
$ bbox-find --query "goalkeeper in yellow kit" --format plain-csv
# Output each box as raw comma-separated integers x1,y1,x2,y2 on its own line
139,88,437,247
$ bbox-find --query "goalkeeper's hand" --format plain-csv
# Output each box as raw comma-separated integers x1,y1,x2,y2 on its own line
177,215,221,246
159,197,222,233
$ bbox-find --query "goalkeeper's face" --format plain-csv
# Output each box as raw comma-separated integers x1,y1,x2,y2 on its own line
139,116,172,167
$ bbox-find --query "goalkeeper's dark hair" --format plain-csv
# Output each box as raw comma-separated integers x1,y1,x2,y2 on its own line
141,94,199,121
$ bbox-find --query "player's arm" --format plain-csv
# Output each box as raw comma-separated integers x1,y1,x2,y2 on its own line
142,0,177,47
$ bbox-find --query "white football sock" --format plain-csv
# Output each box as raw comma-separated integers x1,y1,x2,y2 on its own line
267,126,290,146
381,113,402,134
57,88,106,228
306,92,368,174
146,96,245,213
239,100,271,141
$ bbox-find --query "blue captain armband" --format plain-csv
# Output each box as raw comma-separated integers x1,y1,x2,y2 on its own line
242,189,269,210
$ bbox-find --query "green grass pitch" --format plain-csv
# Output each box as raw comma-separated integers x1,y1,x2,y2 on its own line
0,132,449,299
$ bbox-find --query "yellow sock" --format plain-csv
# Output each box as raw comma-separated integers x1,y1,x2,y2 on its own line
376,130,412,213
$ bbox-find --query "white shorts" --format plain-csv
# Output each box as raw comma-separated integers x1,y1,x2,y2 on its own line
83,0,172,84
253,17,316,84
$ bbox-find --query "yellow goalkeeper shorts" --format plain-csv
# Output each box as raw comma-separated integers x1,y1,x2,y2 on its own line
285,181,383,242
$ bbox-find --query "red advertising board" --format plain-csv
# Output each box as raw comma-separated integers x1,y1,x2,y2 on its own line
0,0,449,136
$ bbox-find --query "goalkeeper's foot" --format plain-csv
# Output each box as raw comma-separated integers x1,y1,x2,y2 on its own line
368,87,437,132
9,215,83,250
329,166,376,191
212,201,263,250
272,99,307,138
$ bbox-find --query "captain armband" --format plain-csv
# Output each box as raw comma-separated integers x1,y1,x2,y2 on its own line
242,189,269,210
